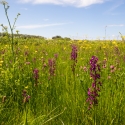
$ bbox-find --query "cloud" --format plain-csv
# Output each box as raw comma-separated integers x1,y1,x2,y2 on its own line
20,8,28,10
17,0,108,7
108,0,124,12
16,22,71,29
107,24,125,27
105,0,125,14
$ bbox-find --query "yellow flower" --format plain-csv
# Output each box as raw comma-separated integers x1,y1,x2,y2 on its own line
0,61,3,64
104,58,107,61
78,40,82,43
24,46,28,49
25,86,28,89
0,60,3,66
1,71,4,74
4,45,8,48
112,40,116,44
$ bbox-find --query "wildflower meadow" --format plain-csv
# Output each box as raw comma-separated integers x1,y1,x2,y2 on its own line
0,1,125,125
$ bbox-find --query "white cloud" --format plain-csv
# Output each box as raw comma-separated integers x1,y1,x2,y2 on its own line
17,0,108,7
16,22,71,29
107,24,125,27
21,8,28,10
108,0,124,12
104,0,125,14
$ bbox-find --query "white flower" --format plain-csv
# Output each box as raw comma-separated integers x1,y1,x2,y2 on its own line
0,0,8,5
4,26,8,30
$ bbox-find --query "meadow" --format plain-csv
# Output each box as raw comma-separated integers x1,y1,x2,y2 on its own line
0,37,125,125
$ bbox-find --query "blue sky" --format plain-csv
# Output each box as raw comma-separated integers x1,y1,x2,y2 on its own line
0,0,125,39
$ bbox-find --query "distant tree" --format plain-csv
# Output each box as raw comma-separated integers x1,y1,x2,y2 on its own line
52,35,62,39
0,32,45,39
64,37,71,41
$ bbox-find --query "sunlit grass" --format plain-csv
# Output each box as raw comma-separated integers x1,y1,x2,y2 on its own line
0,39,125,125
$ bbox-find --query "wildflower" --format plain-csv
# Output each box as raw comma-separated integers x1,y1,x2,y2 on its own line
25,86,28,89
42,63,47,71
102,64,106,68
0,60,3,67
4,26,8,30
43,63,47,67
0,60,3,64
24,51,29,56
102,58,107,69
32,57,36,62
108,76,111,79
0,0,8,5
64,47,66,50
33,68,39,86
33,68,39,80
110,65,116,73
110,65,114,70
87,56,102,110
24,46,28,49
71,44,78,74
71,45,77,62
81,66,87,72
22,90,27,97
114,46,120,55
25,62,30,65
104,57,107,61
54,53,58,59
48,58,56,77
83,66,87,72
22,90,30,103
110,69,115,73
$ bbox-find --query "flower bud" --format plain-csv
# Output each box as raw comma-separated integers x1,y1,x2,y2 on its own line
0,0,8,5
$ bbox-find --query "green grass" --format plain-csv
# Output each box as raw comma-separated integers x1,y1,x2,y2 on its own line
0,38,125,125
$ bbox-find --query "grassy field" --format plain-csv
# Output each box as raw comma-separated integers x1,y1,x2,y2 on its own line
0,38,125,125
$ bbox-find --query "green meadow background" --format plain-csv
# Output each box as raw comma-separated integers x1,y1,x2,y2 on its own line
0,37,125,125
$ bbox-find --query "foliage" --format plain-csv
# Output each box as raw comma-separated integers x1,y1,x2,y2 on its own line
0,1,125,125
52,35,63,40
0,39,125,124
